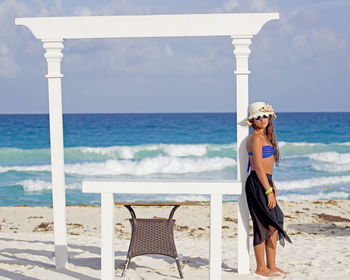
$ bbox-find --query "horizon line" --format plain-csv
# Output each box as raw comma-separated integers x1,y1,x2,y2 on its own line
0,111,350,115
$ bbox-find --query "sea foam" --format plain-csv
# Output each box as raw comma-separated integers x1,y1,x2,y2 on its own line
275,175,350,190
1,156,235,176
311,163,350,173
79,143,230,159
0,165,51,173
308,152,350,164
278,191,349,201
18,179,80,192
65,156,236,176
306,152,350,173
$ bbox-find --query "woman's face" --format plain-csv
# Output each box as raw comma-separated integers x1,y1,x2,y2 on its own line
253,115,270,129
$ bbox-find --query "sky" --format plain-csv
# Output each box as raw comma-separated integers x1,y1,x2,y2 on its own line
0,0,349,113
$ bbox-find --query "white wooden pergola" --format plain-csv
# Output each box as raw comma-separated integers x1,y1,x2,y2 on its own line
15,13,279,279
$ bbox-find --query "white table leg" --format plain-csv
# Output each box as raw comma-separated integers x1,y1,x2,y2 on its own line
101,193,115,280
210,194,222,280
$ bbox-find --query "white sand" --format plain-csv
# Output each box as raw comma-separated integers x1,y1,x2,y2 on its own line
0,200,349,279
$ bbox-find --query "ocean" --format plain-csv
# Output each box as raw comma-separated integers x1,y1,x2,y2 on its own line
0,113,349,206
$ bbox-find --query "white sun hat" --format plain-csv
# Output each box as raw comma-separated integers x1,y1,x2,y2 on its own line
248,101,277,120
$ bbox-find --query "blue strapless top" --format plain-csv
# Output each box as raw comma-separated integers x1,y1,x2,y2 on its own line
247,145,274,172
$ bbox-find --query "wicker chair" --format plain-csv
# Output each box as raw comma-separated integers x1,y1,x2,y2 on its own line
121,205,183,278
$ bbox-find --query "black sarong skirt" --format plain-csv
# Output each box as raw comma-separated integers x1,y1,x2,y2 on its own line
245,170,292,247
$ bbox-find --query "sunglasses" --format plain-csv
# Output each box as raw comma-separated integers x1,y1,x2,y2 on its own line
254,115,269,121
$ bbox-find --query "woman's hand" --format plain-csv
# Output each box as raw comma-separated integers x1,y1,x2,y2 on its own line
267,192,276,209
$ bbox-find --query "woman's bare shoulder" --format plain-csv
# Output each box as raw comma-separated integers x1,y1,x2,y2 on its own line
249,133,264,144
247,132,264,150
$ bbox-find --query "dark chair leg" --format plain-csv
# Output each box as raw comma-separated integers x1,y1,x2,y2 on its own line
121,258,130,278
175,258,184,278
127,257,132,269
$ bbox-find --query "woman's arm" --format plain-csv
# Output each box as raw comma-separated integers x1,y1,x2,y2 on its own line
251,136,276,208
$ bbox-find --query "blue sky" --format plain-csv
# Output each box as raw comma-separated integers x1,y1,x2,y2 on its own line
1,0,349,113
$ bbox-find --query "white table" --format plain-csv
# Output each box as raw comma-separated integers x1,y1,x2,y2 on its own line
82,180,243,280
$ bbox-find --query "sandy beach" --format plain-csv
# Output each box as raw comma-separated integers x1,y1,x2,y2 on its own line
0,200,349,280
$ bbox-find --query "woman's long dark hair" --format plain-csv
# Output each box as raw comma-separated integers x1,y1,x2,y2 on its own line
266,117,280,166
250,116,280,166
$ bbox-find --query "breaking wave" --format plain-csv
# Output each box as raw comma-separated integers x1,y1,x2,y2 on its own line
17,179,80,192
278,191,349,201
275,175,350,190
1,156,236,176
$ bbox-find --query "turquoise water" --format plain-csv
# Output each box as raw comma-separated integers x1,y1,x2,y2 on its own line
0,113,349,206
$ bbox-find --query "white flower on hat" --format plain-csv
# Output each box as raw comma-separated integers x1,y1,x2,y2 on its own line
259,104,274,113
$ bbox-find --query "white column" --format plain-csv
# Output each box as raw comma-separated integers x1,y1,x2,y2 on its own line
209,194,222,279
101,193,115,280
232,36,252,274
42,39,67,269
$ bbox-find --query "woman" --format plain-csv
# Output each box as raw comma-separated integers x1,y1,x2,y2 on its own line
245,102,292,277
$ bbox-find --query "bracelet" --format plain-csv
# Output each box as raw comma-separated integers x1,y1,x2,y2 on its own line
265,187,273,195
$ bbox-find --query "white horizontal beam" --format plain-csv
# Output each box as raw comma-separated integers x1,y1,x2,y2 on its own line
15,13,279,40
82,180,242,195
